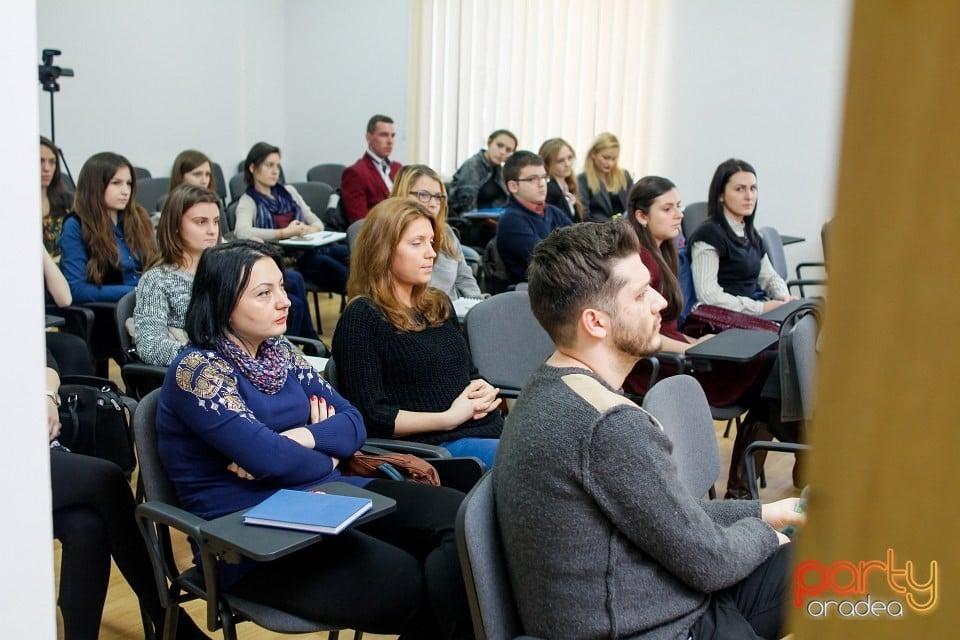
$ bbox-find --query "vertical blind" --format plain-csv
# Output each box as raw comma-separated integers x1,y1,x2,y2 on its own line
410,0,661,179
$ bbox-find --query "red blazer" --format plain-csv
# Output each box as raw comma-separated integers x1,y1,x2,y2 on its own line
341,153,402,223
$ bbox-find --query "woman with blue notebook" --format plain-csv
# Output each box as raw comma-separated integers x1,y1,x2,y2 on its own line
157,240,470,639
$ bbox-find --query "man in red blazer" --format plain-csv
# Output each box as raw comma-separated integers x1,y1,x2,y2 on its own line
341,114,402,223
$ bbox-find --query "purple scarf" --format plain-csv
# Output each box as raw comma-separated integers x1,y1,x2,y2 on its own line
214,335,290,394
245,185,303,230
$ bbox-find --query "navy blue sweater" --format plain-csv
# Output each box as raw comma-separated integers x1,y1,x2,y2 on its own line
496,197,573,283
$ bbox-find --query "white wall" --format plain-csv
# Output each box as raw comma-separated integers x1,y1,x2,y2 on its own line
650,0,853,269
282,0,412,177
37,0,286,180
1,0,58,636
37,0,411,184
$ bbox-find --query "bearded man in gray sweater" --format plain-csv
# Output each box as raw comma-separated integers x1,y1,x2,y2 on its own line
493,221,804,639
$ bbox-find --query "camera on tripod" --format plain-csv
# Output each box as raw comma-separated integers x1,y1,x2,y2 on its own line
38,49,74,93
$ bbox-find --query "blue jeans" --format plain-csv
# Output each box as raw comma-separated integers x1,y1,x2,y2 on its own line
439,437,499,471
296,243,350,295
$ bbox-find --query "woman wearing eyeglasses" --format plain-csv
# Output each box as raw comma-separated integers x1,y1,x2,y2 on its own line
390,165,482,300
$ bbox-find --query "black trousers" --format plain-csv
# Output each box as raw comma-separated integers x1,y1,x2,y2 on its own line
690,545,791,639
229,479,471,639
51,450,161,639
46,331,94,377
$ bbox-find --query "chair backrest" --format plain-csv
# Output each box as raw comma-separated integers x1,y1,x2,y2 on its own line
136,177,171,212
133,388,181,506
480,238,511,295
288,181,333,216
223,200,239,233
134,166,152,179
760,226,789,280
464,291,554,394
455,474,525,640
788,312,819,421
306,163,346,190
642,374,721,499
211,162,227,202
115,290,138,363
228,174,246,203
323,357,340,391
681,201,708,239
821,219,832,265
346,219,365,249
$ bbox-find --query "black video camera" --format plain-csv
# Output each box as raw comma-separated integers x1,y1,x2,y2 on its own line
38,49,74,93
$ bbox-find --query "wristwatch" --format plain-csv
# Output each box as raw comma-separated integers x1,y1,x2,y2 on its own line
46,390,61,407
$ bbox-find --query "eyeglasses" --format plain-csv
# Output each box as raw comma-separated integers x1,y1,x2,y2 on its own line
413,190,447,204
515,174,549,185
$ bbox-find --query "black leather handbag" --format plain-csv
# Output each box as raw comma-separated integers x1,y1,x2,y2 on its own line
57,375,136,475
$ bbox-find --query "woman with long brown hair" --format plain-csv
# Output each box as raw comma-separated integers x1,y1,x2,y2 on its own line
60,151,157,302
539,137,582,221
332,198,502,469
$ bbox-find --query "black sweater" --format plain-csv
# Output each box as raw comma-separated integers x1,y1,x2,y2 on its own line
332,296,503,445
687,217,766,298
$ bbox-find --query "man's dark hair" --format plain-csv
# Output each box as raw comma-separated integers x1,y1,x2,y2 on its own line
367,114,395,133
503,150,544,183
185,240,287,348
528,222,640,347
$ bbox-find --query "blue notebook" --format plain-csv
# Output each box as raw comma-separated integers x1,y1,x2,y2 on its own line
243,489,373,535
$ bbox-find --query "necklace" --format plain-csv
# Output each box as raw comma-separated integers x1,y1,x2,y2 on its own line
553,349,596,373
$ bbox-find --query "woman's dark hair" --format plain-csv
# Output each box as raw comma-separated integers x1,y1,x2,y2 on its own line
185,240,286,347
707,158,761,247
243,142,281,187
487,129,518,147
40,136,66,206
625,176,682,321
169,149,217,192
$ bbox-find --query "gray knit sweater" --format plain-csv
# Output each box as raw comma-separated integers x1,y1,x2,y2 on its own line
134,264,192,366
493,365,779,640
432,228,482,300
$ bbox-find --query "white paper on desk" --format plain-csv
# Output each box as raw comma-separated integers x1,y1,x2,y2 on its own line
452,297,483,318
279,231,345,246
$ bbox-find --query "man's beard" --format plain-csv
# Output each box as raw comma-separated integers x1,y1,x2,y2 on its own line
611,316,661,360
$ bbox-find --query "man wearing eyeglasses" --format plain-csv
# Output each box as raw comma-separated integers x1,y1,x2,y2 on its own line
497,151,573,284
